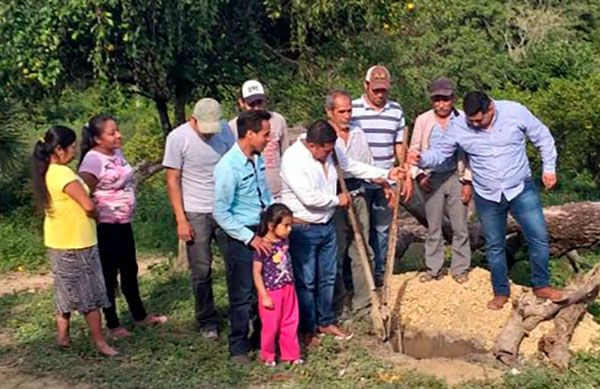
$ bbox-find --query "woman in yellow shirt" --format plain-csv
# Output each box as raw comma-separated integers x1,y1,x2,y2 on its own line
32,125,117,356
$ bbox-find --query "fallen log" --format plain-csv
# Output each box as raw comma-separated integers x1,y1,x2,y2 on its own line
493,264,600,367
538,304,587,370
395,201,600,269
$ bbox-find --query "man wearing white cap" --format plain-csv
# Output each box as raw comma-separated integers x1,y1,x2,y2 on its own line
351,65,409,287
163,98,236,339
229,80,289,199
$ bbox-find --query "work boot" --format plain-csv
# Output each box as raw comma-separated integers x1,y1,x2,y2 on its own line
534,286,568,303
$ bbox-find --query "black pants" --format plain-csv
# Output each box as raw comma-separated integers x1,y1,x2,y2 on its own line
222,227,260,356
97,223,147,329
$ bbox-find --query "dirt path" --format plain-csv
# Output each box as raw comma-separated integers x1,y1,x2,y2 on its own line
0,256,164,297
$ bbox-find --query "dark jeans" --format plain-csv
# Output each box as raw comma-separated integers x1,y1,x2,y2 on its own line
97,223,147,329
363,187,392,279
290,220,338,333
186,212,224,331
474,179,550,296
221,227,260,356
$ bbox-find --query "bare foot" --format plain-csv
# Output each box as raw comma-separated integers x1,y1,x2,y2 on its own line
56,335,71,348
95,341,119,357
135,314,168,326
109,326,132,339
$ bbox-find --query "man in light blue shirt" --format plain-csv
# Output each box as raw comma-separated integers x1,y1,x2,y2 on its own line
408,91,564,310
213,110,273,363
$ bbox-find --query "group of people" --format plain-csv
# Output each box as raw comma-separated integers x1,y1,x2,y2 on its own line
33,64,566,365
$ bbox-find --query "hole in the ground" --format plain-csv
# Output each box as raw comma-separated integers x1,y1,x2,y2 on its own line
401,329,488,359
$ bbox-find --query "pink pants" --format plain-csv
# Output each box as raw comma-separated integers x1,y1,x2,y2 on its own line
258,283,301,362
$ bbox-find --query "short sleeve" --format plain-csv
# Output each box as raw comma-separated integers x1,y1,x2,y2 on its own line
47,165,78,193
253,251,265,263
395,114,406,143
78,153,103,178
162,132,184,169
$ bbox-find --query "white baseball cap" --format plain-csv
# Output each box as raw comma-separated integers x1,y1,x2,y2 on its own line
192,98,222,134
241,80,266,104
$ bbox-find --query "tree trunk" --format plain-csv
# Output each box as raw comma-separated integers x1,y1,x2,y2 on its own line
493,264,600,367
538,304,586,370
174,90,187,126
155,98,172,136
395,201,600,266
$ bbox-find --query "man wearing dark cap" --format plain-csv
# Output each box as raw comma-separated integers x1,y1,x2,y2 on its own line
408,91,564,310
351,65,411,287
229,80,289,200
409,77,472,284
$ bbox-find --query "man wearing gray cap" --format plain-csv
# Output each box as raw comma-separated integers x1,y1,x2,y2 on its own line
163,98,236,338
229,80,289,199
410,78,472,283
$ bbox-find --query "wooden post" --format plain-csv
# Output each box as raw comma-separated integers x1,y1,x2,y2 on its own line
382,127,411,337
332,150,387,339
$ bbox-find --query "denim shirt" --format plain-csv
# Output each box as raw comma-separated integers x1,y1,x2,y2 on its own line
213,143,273,244
420,100,557,202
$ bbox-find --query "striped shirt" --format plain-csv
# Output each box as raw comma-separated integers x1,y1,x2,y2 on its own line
351,95,405,169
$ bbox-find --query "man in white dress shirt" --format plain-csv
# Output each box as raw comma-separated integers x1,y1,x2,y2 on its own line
280,120,408,346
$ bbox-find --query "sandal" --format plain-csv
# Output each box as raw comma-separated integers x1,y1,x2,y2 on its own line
135,314,168,326
418,272,443,283
487,295,509,310
452,273,469,284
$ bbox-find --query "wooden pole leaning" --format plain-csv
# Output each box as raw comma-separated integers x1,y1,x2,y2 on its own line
381,127,411,337
332,149,387,339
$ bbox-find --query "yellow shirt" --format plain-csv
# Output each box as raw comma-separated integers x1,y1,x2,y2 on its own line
44,164,97,249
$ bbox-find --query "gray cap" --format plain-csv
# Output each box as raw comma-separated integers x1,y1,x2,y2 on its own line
428,77,455,97
192,98,222,134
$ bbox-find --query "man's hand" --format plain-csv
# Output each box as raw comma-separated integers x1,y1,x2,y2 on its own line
407,150,421,166
461,182,473,205
261,294,274,310
250,236,273,256
383,187,396,208
416,173,432,192
542,172,557,190
401,175,413,203
177,219,195,242
337,192,351,208
388,166,407,182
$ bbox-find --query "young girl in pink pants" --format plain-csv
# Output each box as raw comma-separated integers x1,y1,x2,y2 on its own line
252,204,302,366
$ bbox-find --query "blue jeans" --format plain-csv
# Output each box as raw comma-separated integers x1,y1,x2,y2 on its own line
474,179,550,296
289,220,338,333
222,228,260,356
364,187,392,279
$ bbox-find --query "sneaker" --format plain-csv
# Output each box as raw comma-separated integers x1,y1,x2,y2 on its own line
231,354,252,365
291,359,304,365
264,360,276,367
199,328,219,340
318,324,354,340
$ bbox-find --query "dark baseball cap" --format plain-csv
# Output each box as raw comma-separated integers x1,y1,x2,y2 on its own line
429,77,455,97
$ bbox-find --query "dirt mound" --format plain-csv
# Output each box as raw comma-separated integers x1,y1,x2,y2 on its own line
388,267,599,359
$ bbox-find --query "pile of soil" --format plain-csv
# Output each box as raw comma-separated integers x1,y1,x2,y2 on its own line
388,267,599,358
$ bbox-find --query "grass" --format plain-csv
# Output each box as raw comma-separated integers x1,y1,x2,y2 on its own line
1,246,599,387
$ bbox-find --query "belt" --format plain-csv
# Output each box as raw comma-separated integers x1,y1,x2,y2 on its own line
292,217,331,225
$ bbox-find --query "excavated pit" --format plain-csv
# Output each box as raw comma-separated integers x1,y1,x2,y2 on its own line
387,268,599,360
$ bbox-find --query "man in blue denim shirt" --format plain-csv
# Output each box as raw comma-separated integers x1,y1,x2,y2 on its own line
408,91,565,310
213,110,273,364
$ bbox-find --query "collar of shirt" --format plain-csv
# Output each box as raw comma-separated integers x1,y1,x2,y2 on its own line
360,95,391,112
230,142,259,167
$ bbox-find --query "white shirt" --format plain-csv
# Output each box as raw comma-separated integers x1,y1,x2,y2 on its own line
280,136,389,223
335,125,374,178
